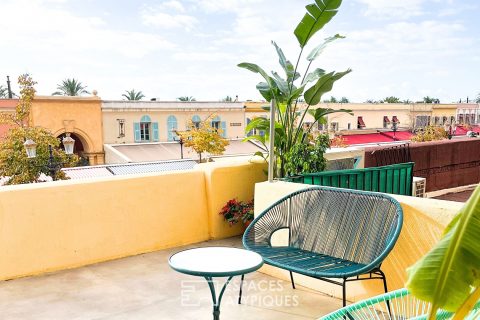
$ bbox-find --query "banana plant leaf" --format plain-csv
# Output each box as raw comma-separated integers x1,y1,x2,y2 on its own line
294,0,343,48
406,185,480,319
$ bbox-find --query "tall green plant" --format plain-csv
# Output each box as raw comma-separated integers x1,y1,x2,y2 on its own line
406,185,480,319
239,0,352,178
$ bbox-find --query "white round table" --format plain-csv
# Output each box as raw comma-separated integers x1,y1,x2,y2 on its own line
169,247,263,320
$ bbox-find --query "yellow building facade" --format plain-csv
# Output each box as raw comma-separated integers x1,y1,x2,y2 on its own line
30,96,105,165
102,101,246,144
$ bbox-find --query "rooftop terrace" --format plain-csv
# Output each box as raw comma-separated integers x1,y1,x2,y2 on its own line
0,237,341,320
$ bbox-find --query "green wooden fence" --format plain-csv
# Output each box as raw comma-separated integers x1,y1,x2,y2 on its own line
287,162,414,196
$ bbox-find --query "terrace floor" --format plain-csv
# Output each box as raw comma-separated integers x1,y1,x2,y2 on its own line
0,237,342,320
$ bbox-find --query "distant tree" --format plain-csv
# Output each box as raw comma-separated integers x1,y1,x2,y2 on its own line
0,74,78,184
339,97,349,103
402,99,413,104
176,115,229,163
383,96,401,103
475,93,480,103
0,85,7,98
365,99,375,103
122,89,145,101
177,96,196,102
52,78,90,96
323,96,337,103
423,96,440,104
222,96,233,102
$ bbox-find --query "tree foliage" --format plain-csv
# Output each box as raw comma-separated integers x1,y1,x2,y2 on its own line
423,96,440,103
411,125,447,142
52,78,89,96
0,127,78,184
475,93,480,103
0,74,78,184
122,89,145,101
177,96,196,102
222,96,233,102
383,96,401,103
0,85,7,98
176,115,229,162
239,0,352,177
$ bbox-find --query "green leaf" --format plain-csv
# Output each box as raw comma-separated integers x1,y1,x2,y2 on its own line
306,34,345,61
406,185,480,316
294,0,343,48
302,68,326,85
271,41,297,81
238,63,276,99
307,107,353,122
256,82,273,101
245,117,269,133
287,85,305,105
304,69,351,105
271,71,290,95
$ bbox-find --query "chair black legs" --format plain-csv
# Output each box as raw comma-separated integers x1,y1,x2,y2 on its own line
289,271,296,289
238,274,245,304
342,278,347,307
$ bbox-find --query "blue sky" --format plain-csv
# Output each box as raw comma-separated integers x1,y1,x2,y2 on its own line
0,0,478,102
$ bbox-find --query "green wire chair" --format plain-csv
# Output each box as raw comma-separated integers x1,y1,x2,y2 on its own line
241,186,403,307
319,288,480,320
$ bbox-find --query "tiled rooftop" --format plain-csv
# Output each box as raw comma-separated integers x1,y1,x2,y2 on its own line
0,237,342,320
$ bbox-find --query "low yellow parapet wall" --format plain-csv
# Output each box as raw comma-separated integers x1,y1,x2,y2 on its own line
0,160,267,281
254,181,463,303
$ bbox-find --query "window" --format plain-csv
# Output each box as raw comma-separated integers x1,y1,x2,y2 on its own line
416,115,428,128
167,115,178,141
392,116,399,124
211,116,220,130
357,116,365,129
383,116,390,128
140,115,152,141
347,123,351,130
331,122,338,132
117,119,125,138
134,115,159,142
192,115,201,129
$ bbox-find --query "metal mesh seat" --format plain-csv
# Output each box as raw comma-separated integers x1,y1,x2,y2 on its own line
241,186,403,306
319,288,480,320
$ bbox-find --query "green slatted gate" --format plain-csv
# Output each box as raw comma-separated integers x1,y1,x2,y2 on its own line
288,162,414,196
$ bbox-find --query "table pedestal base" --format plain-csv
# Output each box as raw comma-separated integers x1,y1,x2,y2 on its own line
205,276,233,320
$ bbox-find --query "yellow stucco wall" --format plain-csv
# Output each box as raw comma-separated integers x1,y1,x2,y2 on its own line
200,160,268,239
0,160,265,281
30,96,104,164
254,181,463,303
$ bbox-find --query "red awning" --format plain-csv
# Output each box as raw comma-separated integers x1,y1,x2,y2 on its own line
392,116,399,123
357,116,366,128
383,116,390,123
340,131,413,145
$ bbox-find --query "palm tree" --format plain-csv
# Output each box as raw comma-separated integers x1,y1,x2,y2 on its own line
177,96,196,102
0,85,7,98
222,96,233,102
475,93,480,103
423,96,440,104
122,89,145,101
52,78,89,96
382,96,400,103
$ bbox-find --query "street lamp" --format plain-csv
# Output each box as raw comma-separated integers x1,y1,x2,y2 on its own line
23,133,75,180
171,130,184,159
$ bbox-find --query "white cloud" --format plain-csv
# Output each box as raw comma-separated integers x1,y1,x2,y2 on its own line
140,5,197,31
356,0,426,18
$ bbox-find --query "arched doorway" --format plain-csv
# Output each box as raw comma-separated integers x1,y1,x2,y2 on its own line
57,133,89,166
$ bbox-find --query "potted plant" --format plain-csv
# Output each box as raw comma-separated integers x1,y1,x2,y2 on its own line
239,0,353,178
219,199,254,227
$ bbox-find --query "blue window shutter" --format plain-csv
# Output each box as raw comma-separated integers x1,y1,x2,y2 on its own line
152,122,159,141
134,122,140,142
221,121,227,138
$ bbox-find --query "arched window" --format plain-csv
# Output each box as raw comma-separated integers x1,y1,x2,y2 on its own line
134,115,158,142
167,115,178,141
192,115,201,129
